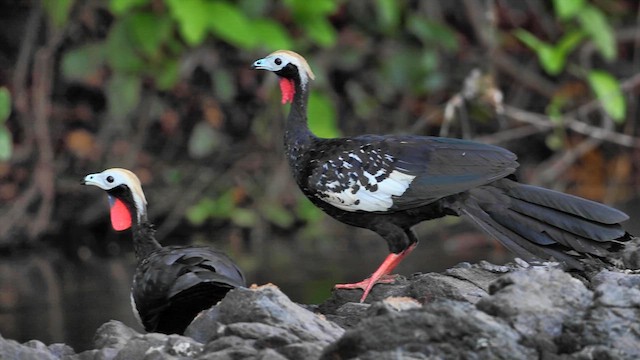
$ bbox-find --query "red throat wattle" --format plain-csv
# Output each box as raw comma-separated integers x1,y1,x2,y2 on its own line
110,198,133,231
279,78,295,104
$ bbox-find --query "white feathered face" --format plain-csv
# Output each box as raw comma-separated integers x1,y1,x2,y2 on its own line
82,168,148,230
252,50,316,104
252,52,289,73
253,50,316,79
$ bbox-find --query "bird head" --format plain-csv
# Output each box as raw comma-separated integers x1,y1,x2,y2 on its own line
82,168,148,231
252,50,315,104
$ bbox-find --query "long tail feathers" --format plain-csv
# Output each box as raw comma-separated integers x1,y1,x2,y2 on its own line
502,182,629,224
459,179,630,269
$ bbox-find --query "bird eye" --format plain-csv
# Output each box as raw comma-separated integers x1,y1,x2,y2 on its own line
274,58,282,65
106,176,114,183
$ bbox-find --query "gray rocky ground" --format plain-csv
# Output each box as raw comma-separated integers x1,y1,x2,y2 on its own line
1,261,640,359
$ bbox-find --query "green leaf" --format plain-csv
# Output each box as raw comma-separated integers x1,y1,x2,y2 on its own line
163,168,183,184
0,128,11,161
211,191,235,218
537,46,566,75
252,20,294,51
295,197,323,223
211,68,235,102
552,0,585,20
129,13,173,56
106,18,145,72
407,16,458,51
166,0,211,45
545,133,564,151
230,208,258,227
106,74,141,119
556,30,585,54
0,88,11,123
578,6,616,61
514,30,565,75
188,121,224,158
238,0,269,17
308,91,340,138
61,43,106,81
283,0,337,46
514,29,546,51
206,1,257,49
155,59,179,90
186,197,216,225
285,0,337,17
419,52,444,92
376,0,401,33
43,0,73,28
302,17,337,47
587,70,626,122
109,0,150,14
261,203,294,228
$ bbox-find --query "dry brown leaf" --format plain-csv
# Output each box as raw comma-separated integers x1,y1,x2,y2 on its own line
161,109,180,134
203,97,223,128
65,129,97,160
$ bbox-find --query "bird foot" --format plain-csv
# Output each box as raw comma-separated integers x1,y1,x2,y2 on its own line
334,274,398,290
334,274,399,302
334,243,418,303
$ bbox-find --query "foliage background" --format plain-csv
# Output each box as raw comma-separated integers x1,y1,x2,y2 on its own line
1,0,640,349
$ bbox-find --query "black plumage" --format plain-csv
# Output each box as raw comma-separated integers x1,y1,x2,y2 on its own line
82,168,245,334
252,50,632,302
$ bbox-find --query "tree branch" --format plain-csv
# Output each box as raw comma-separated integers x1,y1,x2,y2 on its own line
502,105,640,148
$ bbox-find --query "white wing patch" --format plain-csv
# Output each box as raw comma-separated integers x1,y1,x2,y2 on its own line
130,292,142,325
320,170,416,212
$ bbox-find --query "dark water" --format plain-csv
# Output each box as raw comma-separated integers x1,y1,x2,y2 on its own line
0,253,143,349
0,218,512,352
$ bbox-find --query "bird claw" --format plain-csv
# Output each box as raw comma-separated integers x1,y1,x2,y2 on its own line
334,274,399,302
334,243,418,302
334,274,398,290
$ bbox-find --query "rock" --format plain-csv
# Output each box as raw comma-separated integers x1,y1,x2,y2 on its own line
324,302,370,328
2,262,640,359
476,266,593,354
0,334,75,360
407,261,523,304
590,270,640,307
192,284,345,359
559,271,640,359
93,320,139,349
183,306,223,344
216,284,344,344
73,321,203,360
318,275,412,310
321,300,536,359
319,261,518,316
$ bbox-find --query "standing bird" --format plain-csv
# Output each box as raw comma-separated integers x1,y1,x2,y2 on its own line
82,168,246,334
252,50,632,302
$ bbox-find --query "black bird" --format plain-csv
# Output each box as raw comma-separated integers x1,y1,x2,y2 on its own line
82,168,246,334
252,50,632,302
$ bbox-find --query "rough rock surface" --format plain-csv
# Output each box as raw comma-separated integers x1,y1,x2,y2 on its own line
1,261,640,360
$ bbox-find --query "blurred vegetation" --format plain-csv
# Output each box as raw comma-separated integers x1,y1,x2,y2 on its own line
0,0,639,286
0,88,11,161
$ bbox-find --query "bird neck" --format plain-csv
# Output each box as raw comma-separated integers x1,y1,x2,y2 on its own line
284,76,316,170
131,219,162,262
108,187,162,261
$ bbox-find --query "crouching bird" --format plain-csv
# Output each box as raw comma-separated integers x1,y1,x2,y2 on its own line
82,168,246,334
252,50,633,302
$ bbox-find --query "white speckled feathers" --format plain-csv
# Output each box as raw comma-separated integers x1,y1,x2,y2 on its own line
306,136,519,213
312,152,416,212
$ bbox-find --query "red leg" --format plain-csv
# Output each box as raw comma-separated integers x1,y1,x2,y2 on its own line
335,243,417,302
